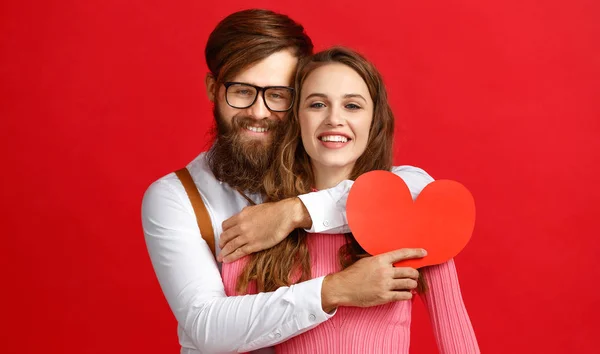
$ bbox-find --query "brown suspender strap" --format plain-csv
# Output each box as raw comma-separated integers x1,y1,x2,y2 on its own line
175,168,216,257
235,187,256,206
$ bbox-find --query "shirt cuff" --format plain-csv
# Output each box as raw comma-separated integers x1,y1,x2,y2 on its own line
292,276,337,320
240,276,336,352
298,191,346,233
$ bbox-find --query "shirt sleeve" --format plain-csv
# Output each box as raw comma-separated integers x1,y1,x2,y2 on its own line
419,259,480,353
298,165,434,234
142,179,334,353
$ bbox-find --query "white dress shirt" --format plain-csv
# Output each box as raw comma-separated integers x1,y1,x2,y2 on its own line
142,152,433,354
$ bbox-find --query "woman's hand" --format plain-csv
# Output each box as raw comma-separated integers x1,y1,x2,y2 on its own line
217,197,312,263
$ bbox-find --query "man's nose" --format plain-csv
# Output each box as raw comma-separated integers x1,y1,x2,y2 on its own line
246,93,271,120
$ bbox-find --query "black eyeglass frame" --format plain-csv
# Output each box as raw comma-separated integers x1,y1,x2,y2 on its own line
223,82,295,112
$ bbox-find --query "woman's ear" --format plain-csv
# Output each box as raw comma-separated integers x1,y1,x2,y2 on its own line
205,73,216,102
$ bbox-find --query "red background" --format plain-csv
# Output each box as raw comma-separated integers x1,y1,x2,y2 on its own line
2,0,599,353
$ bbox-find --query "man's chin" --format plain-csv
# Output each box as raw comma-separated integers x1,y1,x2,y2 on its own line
207,124,279,193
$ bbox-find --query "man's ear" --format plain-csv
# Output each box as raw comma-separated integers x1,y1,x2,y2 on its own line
205,73,216,102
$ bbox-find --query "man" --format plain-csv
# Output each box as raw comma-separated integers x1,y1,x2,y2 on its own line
142,9,432,354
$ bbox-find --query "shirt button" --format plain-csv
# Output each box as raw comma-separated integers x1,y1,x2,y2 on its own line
309,314,316,321
323,220,329,227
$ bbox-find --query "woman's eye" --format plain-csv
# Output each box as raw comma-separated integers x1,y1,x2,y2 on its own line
310,102,325,108
346,103,361,110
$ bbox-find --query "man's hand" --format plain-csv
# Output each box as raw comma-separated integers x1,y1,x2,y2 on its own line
217,197,312,263
320,248,427,312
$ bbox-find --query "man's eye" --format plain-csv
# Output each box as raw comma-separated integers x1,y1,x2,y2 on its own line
268,90,291,100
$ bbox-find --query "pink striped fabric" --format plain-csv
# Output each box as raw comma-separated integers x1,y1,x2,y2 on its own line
222,233,479,353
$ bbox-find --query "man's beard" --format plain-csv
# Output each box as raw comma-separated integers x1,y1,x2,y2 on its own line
206,105,282,194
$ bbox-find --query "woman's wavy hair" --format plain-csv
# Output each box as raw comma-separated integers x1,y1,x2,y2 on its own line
235,47,426,294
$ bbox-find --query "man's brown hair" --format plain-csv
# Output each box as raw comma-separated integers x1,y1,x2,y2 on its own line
205,9,313,85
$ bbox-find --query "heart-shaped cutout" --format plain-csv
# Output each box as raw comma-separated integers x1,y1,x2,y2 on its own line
346,171,476,268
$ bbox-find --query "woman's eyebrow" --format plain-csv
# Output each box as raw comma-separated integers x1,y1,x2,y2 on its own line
305,93,328,100
343,93,367,103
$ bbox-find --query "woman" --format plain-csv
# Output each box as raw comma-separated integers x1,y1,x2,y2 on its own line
222,47,479,353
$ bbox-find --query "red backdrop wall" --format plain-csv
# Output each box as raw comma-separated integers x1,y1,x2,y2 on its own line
2,0,599,353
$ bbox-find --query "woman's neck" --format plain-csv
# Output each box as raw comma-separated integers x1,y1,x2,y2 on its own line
312,162,355,190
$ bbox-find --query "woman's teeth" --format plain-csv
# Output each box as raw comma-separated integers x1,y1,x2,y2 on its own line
320,135,348,143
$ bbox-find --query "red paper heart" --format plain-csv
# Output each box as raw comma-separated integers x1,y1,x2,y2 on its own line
346,171,476,268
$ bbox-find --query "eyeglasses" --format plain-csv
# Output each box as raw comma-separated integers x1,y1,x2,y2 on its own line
224,82,295,112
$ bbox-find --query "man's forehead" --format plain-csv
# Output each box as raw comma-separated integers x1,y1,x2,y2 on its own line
229,50,299,87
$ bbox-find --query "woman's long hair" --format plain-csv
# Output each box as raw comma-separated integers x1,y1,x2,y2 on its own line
235,47,425,294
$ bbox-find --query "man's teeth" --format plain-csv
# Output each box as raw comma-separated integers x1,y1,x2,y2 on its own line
320,135,348,143
246,126,268,133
